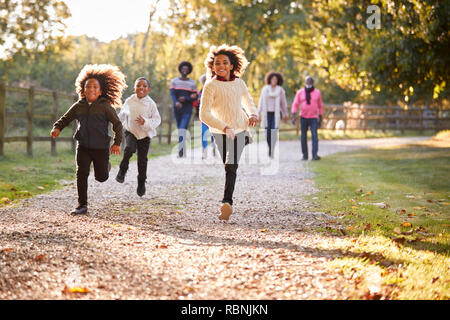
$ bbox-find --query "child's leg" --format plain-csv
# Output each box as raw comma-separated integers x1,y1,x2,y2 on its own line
92,148,110,182
178,110,192,156
201,122,208,149
136,137,150,181
76,146,92,207
119,131,137,173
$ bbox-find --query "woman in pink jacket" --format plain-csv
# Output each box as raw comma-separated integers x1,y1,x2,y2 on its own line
291,76,323,160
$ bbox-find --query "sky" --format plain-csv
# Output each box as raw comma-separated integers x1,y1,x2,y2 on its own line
62,0,170,42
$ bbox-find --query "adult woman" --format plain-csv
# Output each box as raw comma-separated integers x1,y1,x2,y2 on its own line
257,71,289,158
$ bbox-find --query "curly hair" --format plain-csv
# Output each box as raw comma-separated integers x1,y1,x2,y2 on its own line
178,61,193,74
75,64,127,108
204,44,249,79
265,71,284,86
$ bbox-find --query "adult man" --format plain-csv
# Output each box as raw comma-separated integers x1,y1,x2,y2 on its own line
170,61,198,158
291,76,323,160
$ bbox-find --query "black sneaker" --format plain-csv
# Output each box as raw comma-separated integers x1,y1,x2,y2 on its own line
312,155,321,160
302,156,308,161
71,205,87,215
115,169,126,183
137,179,146,197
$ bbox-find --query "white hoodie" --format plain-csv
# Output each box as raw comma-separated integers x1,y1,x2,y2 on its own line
118,94,161,139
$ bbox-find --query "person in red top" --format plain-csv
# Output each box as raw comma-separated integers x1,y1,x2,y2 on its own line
291,76,323,160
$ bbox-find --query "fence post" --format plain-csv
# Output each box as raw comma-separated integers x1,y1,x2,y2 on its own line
51,91,59,155
419,106,424,134
435,106,440,133
158,103,163,144
27,86,34,156
0,84,5,156
344,105,348,133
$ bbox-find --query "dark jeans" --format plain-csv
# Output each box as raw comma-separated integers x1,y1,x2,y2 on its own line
174,107,192,156
119,130,151,181
300,117,319,158
76,145,110,207
265,112,278,157
212,131,249,206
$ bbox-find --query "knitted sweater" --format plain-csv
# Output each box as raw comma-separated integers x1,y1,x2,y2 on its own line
118,94,161,139
199,78,258,134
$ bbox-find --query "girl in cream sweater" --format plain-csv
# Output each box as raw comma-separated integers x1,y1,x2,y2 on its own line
200,44,258,221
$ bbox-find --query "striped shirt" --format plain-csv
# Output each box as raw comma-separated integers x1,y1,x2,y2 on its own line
169,77,198,109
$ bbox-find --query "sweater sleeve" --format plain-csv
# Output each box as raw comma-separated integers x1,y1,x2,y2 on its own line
257,86,266,114
317,90,323,116
280,87,288,117
105,105,123,146
52,101,78,131
240,80,258,116
199,82,228,131
142,101,161,131
291,90,301,115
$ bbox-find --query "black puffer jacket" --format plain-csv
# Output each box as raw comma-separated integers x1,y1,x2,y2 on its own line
53,97,123,149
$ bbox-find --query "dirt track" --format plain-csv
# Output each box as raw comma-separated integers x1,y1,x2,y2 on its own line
0,137,428,299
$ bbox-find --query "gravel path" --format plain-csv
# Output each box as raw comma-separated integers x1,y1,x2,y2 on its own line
0,136,429,299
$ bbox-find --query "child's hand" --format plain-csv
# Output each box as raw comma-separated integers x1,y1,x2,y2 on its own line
110,144,121,156
135,115,145,126
175,102,182,109
248,115,258,127
178,96,185,102
51,128,60,138
224,126,235,140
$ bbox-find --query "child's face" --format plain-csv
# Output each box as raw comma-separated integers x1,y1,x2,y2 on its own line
84,78,102,103
213,54,233,79
135,80,150,99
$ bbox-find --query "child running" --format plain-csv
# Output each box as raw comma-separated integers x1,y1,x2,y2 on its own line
51,64,126,215
115,77,161,197
199,44,258,221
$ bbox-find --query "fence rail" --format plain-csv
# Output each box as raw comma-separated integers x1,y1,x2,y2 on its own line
0,83,449,156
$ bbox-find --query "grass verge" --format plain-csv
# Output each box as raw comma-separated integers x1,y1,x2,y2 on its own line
308,133,450,299
0,141,176,206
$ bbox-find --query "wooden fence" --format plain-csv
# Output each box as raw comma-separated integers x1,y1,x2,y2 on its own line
1,83,449,156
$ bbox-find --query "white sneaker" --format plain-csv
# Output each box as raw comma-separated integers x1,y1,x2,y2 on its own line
202,148,207,160
219,202,232,220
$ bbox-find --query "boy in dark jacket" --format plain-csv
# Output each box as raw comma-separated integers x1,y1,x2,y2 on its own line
51,64,126,214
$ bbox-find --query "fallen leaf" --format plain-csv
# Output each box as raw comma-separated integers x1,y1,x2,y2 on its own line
261,229,268,232
393,237,406,244
1,248,14,252
33,254,47,261
407,213,415,217
393,227,402,234
0,197,10,204
373,202,390,209
426,199,433,203
157,244,168,249
401,229,413,235
37,186,45,190
63,286,90,294
347,226,354,231
364,223,371,231
432,277,439,284
401,222,412,227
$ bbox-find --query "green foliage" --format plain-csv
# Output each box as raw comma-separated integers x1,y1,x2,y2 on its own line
1,0,448,109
